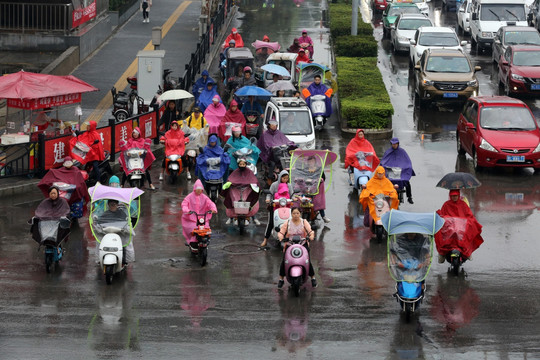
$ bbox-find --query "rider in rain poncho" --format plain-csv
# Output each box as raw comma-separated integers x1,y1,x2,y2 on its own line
181,180,217,245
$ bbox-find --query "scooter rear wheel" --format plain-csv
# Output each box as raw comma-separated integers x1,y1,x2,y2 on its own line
105,265,114,285
451,256,461,276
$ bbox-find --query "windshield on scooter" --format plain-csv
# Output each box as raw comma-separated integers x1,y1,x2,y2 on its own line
290,153,324,196
124,148,147,171
182,125,208,151
72,141,91,160
355,151,376,172
388,233,432,284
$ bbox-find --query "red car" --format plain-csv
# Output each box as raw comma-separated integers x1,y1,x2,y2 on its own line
498,45,540,96
456,96,540,170
372,0,389,12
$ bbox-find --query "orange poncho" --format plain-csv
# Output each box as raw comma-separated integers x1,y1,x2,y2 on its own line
359,166,398,221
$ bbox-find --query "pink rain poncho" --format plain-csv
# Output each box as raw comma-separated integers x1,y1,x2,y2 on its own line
181,180,217,245
203,95,227,135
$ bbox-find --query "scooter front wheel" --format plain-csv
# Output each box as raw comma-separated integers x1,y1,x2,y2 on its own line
291,277,301,297
105,265,114,285
404,302,413,322
376,226,384,243
200,247,207,267
45,252,53,273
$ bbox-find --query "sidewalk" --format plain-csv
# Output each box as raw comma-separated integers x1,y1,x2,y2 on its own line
0,1,238,198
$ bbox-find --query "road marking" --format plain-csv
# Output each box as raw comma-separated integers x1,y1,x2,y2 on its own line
86,1,193,123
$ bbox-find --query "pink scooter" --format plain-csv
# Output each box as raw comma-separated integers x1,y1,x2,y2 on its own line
224,184,259,235
284,235,310,297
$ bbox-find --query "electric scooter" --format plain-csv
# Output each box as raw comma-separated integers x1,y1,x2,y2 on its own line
284,235,310,297
188,211,213,266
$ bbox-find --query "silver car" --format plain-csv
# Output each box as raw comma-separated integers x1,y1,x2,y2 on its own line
491,25,540,63
391,13,433,53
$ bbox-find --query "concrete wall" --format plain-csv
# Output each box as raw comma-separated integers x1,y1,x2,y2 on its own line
41,46,80,75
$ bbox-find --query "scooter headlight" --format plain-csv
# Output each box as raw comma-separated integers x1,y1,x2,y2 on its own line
291,247,303,258
279,198,287,207
198,218,205,224
375,200,384,209
103,247,118,252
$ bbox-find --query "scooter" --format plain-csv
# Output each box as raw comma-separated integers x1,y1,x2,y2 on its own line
70,138,113,186
163,138,188,184
244,111,262,139
182,126,208,181
446,249,466,276
111,86,148,122
233,147,258,176
188,211,213,266
198,146,225,203
264,144,294,186
309,94,330,130
31,216,71,273
384,166,406,204
98,223,128,285
365,193,392,243
284,235,310,297
348,166,373,190
123,148,147,188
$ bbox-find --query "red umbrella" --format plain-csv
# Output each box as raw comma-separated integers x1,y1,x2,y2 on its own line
0,71,98,110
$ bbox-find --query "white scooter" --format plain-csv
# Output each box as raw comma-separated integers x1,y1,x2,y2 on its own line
309,94,329,131
272,198,293,246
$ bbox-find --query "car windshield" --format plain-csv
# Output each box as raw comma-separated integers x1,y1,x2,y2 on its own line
412,0,425,3
480,4,526,21
480,106,537,130
388,6,420,16
398,19,432,30
504,31,540,45
279,111,312,135
426,56,471,73
418,33,459,46
512,50,540,66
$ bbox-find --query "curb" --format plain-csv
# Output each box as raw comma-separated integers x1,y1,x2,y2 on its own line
0,180,41,198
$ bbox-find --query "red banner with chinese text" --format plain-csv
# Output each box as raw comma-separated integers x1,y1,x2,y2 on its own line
72,0,97,28
8,93,82,110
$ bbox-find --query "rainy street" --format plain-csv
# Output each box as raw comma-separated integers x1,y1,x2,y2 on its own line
1,0,540,358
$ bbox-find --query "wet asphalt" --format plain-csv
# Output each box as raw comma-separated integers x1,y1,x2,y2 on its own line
1,0,540,358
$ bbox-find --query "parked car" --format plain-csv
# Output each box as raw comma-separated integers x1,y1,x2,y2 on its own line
372,0,390,12
456,96,540,170
528,0,540,29
492,26,540,64
411,0,430,16
498,45,540,96
409,26,467,67
382,2,421,38
414,48,481,107
391,13,433,53
443,0,462,11
457,0,472,34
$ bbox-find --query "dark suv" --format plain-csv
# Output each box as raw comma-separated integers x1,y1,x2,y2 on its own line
414,48,481,107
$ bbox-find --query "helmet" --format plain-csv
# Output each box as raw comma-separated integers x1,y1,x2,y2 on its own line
243,66,252,73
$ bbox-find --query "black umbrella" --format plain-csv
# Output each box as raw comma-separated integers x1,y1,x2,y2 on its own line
436,172,481,190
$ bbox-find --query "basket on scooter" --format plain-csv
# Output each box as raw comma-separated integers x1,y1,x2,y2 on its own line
233,201,251,215
246,123,259,136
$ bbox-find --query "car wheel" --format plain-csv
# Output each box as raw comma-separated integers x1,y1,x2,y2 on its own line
458,23,463,35
472,148,483,171
470,36,477,54
456,133,466,155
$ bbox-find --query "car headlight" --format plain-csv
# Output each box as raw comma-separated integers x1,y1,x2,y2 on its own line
532,142,540,153
467,79,478,87
511,73,525,81
398,36,409,42
304,139,315,149
479,138,497,152
481,32,494,38
422,79,433,86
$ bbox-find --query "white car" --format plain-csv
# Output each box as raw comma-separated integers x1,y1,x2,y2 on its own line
457,0,472,34
409,26,468,67
391,13,433,53
412,0,430,15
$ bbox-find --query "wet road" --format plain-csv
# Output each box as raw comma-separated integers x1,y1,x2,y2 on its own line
2,0,540,358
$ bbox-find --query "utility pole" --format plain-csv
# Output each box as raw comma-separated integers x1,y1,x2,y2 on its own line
351,0,359,36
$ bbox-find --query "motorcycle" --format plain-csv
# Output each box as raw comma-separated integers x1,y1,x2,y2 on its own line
31,216,71,273
382,210,444,321
283,235,310,297
222,162,260,234
89,184,143,285
289,149,337,224
188,211,213,266
70,138,113,186
121,148,147,188
348,150,378,190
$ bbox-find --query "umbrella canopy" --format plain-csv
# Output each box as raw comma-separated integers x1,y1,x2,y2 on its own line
266,81,297,93
251,40,281,52
261,64,290,77
0,71,98,110
159,89,194,102
436,172,481,190
88,184,144,204
381,210,445,236
235,86,273,97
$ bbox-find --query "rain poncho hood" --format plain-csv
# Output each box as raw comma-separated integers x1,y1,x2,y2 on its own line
219,100,246,142
344,129,380,171
257,128,294,163
380,143,415,181
268,170,293,199
181,180,217,244
360,166,399,221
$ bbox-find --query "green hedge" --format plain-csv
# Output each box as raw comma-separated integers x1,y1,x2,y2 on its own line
336,57,393,129
329,3,373,38
334,35,377,57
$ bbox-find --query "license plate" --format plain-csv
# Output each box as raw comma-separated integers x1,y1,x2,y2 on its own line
531,84,540,90
505,193,524,201
443,92,458,98
506,155,525,162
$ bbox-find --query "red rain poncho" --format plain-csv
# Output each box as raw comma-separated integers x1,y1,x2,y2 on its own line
344,129,380,171
181,180,217,245
435,197,484,258
160,124,186,157
69,121,105,164
119,127,156,174
219,100,246,143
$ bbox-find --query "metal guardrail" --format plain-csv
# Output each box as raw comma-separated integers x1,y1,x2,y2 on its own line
0,2,72,34
178,0,231,91
0,142,38,178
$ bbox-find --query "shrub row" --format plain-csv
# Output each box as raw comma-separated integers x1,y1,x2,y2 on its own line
329,2,393,129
